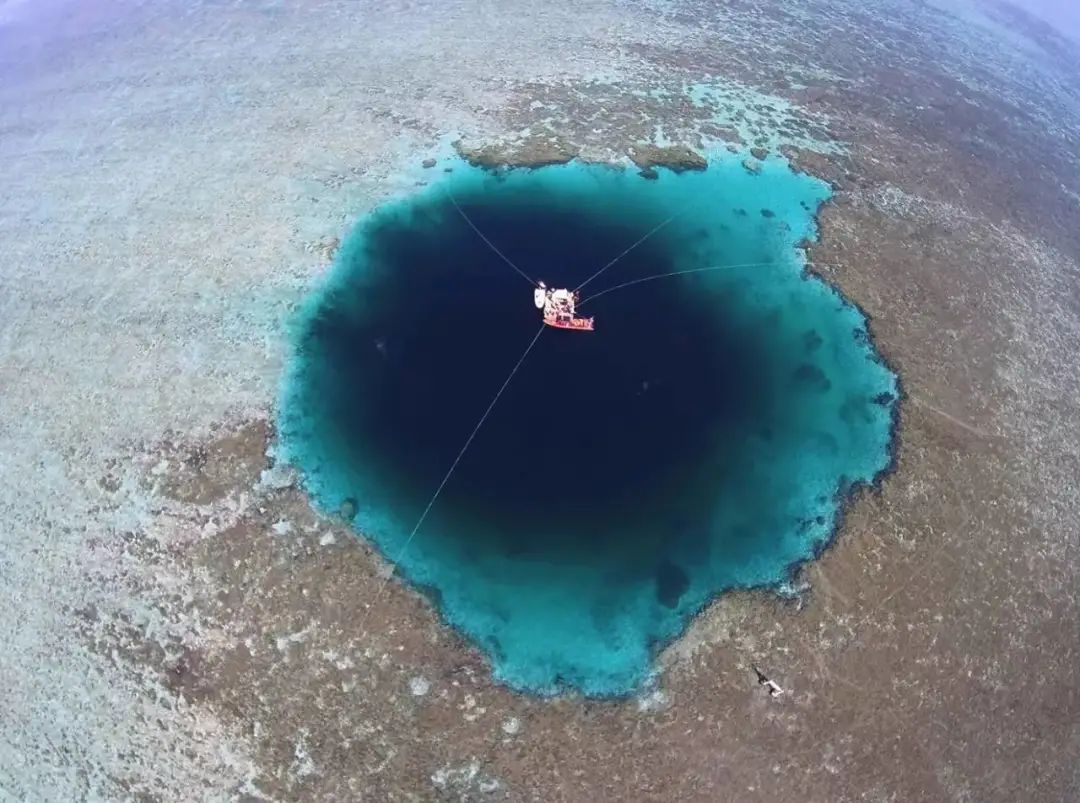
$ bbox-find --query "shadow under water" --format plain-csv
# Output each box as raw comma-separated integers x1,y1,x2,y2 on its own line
279,155,898,696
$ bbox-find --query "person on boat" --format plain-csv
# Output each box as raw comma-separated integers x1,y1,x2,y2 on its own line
536,282,560,317
557,288,580,312
550,287,575,321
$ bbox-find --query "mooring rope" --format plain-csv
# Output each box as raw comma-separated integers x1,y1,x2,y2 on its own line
579,261,783,306
574,212,678,292
446,188,537,286
359,323,547,628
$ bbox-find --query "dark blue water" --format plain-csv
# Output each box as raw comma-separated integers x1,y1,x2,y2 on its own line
278,156,898,695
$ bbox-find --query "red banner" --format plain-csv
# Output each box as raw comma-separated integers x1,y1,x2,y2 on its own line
544,313,595,331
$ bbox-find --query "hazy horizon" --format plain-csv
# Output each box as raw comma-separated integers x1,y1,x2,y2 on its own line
2,0,1078,42
1002,0,1080,39
930,0,1080,40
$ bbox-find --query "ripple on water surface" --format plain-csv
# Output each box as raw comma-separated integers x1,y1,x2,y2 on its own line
279,154,898,696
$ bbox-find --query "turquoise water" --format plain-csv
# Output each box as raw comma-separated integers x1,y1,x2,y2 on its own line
278,153,898,696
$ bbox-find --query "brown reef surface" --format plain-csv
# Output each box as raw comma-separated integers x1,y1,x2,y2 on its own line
1,0,1078,801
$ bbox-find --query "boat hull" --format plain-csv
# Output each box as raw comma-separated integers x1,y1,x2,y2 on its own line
543,314,595,331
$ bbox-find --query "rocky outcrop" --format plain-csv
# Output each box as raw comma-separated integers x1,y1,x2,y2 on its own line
453,135,580,169
626,144,707,173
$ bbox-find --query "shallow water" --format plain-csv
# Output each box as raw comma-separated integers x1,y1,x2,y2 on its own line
278,154,898,696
